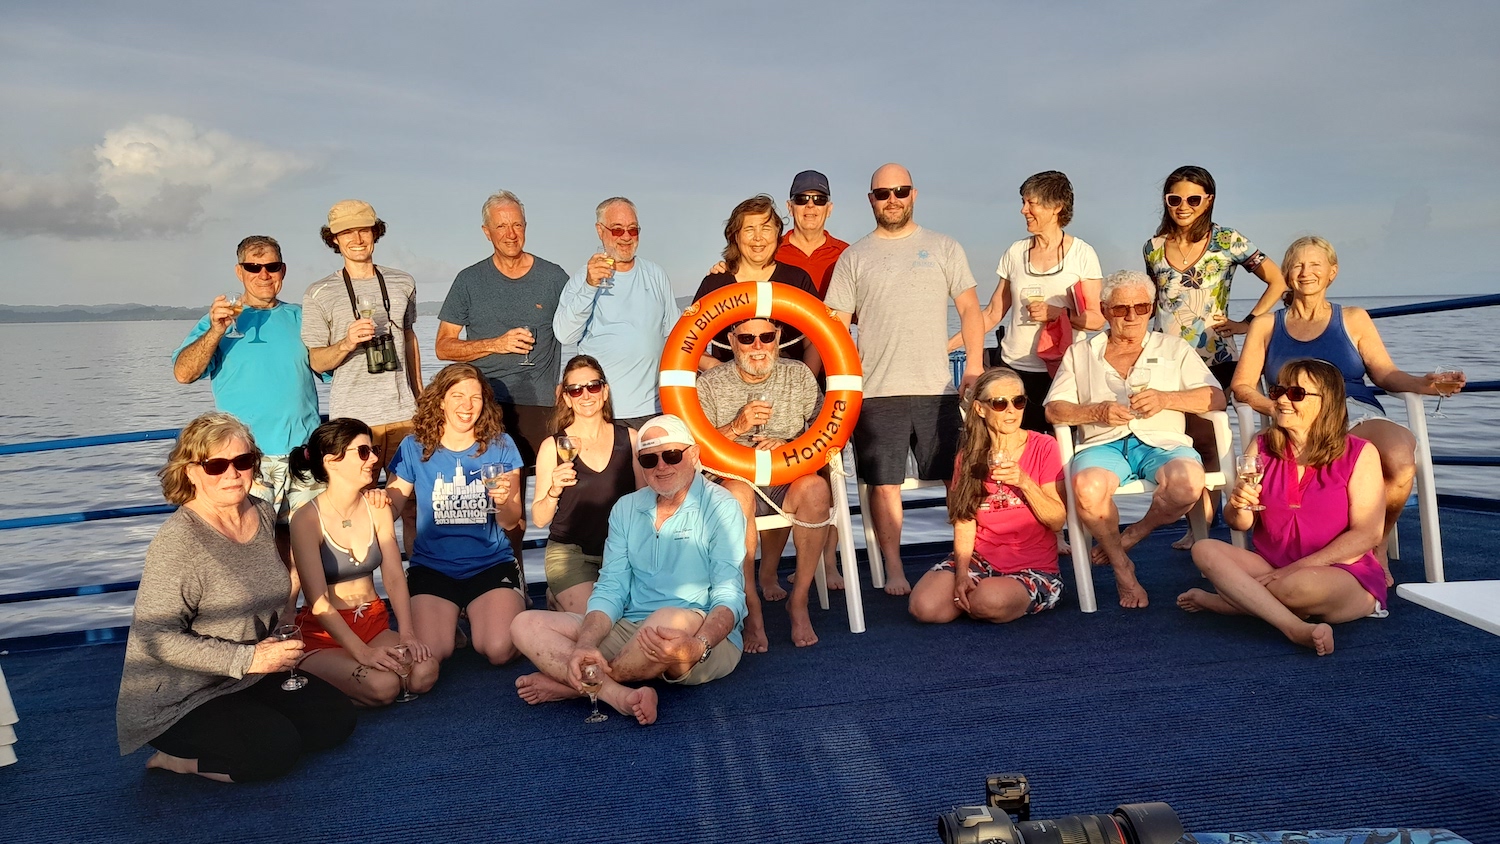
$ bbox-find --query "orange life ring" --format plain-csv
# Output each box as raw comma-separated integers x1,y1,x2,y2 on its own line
659,281,862,486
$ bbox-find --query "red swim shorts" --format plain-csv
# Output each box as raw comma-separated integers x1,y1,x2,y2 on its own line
295,600,391,652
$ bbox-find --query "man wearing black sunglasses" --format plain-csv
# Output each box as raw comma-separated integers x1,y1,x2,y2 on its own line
1044,271,1224,609
511,415,747,723
778,170,848,297
173,235,322,535
824,162,986,595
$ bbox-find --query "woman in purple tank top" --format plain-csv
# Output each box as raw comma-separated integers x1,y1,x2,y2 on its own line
1180,360,1387,656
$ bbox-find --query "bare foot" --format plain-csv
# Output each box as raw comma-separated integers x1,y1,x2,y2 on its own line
1091,522,1152,565
146,751,192,774
1114,559,1149,609
823,562,845,590
1176,588,1237,615
1171,530,1194,551
883,565,911,596
621,687,658,725
789,604,819,647
1288,622,1335,656
759,575,787,602
515,672,578,704
743,614,770,654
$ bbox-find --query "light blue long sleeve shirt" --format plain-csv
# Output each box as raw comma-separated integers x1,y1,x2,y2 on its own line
553,257,678,418
587,474,748,650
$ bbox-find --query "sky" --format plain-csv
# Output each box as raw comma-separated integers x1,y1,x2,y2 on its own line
2,1,1497,308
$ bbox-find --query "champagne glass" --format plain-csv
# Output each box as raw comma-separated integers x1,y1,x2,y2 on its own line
1430,364,1463,418
1021,285,1043,324
555,435,578,465
274,623,307,691
752,390,772,437
1236,452,1266,512
1128,368,1152,418
580,662,608,724
392,644,418,703
481,463,508,514
225,293,245,339
986,450,1008,510
519,326,537,367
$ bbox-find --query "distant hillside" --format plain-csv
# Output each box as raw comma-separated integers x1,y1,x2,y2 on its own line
0,303,205,323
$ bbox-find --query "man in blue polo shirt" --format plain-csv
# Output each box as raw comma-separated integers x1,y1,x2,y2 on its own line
173,235,322,530
510,415,746,725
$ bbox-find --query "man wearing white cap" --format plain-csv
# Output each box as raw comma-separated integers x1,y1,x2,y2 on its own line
511,415,747,724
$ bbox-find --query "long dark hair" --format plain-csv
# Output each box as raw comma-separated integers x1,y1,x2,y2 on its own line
1153,165,1217,243
412,363,505,461
948,367,1026,523
721,194,784,275
1261,359,1348,468
289,418,374,483
552,355,615,434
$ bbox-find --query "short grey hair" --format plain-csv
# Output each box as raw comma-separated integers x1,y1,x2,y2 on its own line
1100,270,1155,304
481,191,525,226
236,235,281,262
595,196,637,223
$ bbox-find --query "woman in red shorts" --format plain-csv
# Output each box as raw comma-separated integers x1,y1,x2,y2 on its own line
289,418,429,705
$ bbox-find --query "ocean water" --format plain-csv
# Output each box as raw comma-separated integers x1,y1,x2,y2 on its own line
1,298,1495,638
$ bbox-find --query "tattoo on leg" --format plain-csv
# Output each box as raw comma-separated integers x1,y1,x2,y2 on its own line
351,665,370,685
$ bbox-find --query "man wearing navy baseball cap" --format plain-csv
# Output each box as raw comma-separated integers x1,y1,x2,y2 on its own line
777,170,849,298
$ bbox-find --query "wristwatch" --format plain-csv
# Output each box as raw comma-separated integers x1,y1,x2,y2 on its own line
694,635,712,664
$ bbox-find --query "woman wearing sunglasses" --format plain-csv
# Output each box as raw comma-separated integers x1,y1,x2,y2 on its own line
1182,360,1388,655
117,412,355,782
531,356,645,613
384,363,525,690
952,171,1104,432
1233,236,1461,585
908,368,1068,624
286,418,429,705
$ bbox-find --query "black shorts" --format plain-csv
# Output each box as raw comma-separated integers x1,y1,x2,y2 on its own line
851,394,961,486
495,401,554,468
1208,360,1238,392
407,562,522,609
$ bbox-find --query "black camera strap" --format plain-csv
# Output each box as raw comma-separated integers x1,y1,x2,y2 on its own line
341,267,392,321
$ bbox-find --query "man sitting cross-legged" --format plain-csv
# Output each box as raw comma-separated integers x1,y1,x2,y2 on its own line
510,415,747,724
1044,270,1224,609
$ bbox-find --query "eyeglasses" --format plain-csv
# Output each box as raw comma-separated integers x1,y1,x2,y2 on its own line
1164,194,1208,209
197,453,259,475
1268,384,1321,402
239,261,286,274
791,193,829,206
637,449,686,469
562,379,607,397
977,395,1028,412
1106,303,1153,318
601,225,641,238
344,444,380,461
869,186,913,201
733,331,779,346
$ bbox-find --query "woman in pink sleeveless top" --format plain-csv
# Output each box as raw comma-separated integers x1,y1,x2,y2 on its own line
1179,359,1386,655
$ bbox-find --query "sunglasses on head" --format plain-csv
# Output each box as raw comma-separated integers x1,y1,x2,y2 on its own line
562,379,607,397
791,193,829,206
239,261,286,274
1268,384,1321,402
869,186,913,201
197,453,259,475
1106,303,1153,318
1164,194,1208,209
602,225,641,238
733,331,779,346
344,444,380,461
977,394,1028,412
637,449,686,469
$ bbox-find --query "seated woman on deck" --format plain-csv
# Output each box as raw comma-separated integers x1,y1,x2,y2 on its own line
288,418,430,706
529,355,644,614
1181,359,1387,656
908,367,1068,623
116,412,355,782
1232,235,1463,584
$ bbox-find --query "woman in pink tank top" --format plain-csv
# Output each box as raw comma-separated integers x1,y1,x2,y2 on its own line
1179,359,1386,655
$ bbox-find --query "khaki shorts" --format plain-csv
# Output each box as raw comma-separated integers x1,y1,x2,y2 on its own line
368,419,415,472
596,614,742,686
545,541,603,595
254,453,323,523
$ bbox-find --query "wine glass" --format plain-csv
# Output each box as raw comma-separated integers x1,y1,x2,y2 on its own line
1021,285,1043,324
519,326,537,367
555,435,578,465
1236,452,1266,512
1127,368,1152,418
274,623,307,691
1430,364,1463,418
986,450,1008,510
751,391,773,437
580,662,608,724
481,463,507,514
392,644,418,703
225,293,245,339
596,246,616,291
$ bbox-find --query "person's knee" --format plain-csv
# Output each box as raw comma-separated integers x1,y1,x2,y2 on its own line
509,609,547,649
790,475,830,510
1191,539,1230,573
907,589,948,623
722,480,756,512
641,606,702,631
409,658,440,694
1073,470,1117,511
352,671,402,708
474,635,518,666
231,730,302,782
1160,461,1205,504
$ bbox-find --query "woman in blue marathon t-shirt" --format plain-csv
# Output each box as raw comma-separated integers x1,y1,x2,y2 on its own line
387,363,525,691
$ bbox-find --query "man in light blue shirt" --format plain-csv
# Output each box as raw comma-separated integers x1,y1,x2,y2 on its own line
553,197,678,427
510,415,747,725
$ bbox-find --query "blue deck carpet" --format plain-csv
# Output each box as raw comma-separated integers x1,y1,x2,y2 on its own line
2,506,1497,844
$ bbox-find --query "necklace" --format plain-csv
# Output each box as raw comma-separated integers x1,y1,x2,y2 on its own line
324,497,360,529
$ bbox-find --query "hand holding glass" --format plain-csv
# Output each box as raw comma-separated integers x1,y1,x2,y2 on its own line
555,435,578,464
1022,286,1044,324
581,662,608,724
225,293,245,339
1236,453,1265,511
274,623,307,691
481,463,509,514
392,644,418,703
1430,364,1463,418
1128,369,1152,418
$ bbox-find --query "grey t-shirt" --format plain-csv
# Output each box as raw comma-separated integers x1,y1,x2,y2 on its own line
824,226,977,398
301,266,419,425
439,255,569,407
696,358,822,446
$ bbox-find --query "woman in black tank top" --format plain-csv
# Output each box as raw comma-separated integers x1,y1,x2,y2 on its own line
531,357,645,613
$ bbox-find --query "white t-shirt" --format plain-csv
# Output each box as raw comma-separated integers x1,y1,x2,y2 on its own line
1044,331,1215,451
995,236,1102,372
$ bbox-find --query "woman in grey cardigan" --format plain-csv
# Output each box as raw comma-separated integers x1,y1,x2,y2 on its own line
116,412,355,782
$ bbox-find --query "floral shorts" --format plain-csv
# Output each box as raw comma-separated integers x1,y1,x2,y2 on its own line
932,552,1065,615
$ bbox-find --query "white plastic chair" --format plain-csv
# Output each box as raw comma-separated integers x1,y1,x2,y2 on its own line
1056,410,1244,613
0,664,17,767
1236,391,1443,582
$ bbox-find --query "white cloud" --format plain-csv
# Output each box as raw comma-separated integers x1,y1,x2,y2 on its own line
0,115,310,239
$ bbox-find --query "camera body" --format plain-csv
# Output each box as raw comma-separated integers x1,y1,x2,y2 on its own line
938,774,1183,844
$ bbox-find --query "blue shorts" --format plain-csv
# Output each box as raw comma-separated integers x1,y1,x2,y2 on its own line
1070,436,1200,484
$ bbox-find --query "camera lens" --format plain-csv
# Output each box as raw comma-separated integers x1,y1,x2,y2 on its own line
1014,803,1182,844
